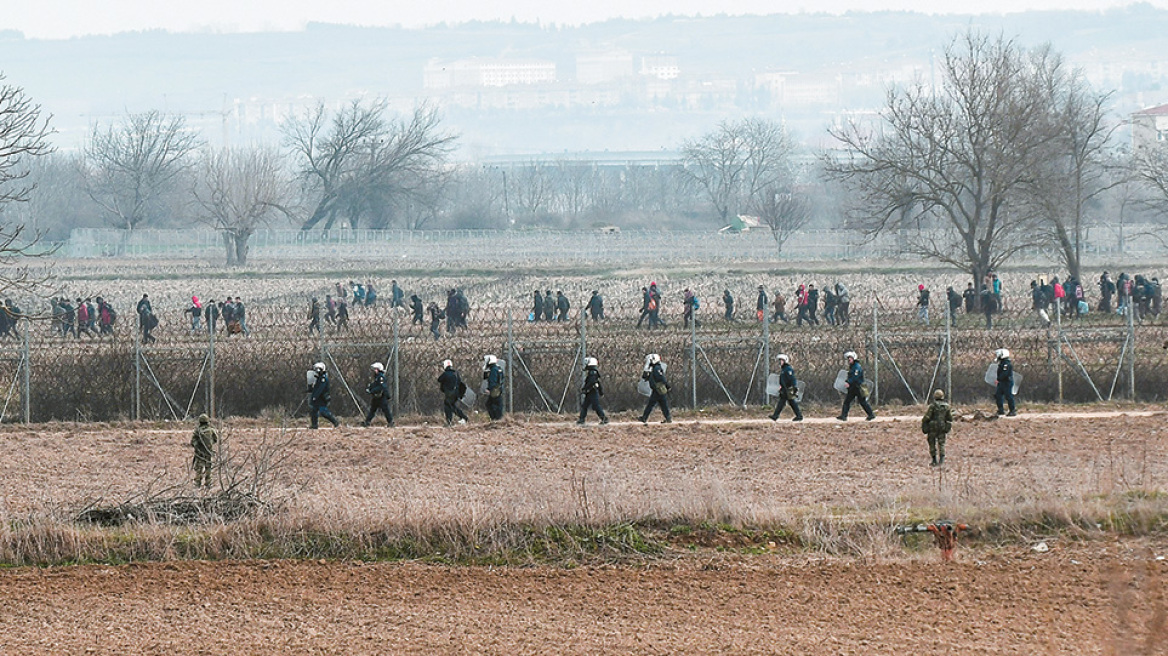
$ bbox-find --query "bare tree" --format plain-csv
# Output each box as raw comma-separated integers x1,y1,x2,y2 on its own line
826,32,1057,289
193,147,295,266
753,186,812,254
282,101,456,230
1024,52,1119,281
1129,141,1168,243
0,74,55,295
82,110,201,231
680,118,796,226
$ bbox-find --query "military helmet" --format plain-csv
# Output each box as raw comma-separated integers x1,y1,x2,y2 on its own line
933,389,945,400
198,413,210,424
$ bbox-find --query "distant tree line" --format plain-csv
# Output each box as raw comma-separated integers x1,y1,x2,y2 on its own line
3,30,1168,269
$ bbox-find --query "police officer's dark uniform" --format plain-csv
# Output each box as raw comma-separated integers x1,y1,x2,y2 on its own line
363,363,394,427
577,359,609,425
639,356,672,423
769,356,803,422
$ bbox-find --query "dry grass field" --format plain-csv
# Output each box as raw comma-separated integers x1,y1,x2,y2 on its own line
3,257,1165,652
1,410,1168,652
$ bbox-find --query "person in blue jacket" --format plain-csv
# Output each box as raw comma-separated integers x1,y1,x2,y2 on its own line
837,351,876,422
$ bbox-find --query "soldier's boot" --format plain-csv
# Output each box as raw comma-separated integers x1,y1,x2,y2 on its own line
793,414,803,422
330,418,340,427
929,445,937,467
1007,410,1017,417
362,421,370,427
599,417,609,425
769,411,780,421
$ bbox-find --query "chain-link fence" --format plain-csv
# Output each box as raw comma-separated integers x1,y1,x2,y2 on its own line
2,289,1165,423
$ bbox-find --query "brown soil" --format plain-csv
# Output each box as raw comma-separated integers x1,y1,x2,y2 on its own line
1,543,1166,654
3,411,1168,653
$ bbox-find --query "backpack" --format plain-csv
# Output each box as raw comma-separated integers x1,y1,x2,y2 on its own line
692,296,700,310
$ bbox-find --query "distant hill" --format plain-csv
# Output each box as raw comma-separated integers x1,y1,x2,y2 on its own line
1,6,1166,154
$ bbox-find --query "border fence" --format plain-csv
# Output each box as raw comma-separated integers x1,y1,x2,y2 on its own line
1,293,1163,424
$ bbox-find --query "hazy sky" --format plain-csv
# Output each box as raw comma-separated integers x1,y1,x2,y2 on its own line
9,0,1168,39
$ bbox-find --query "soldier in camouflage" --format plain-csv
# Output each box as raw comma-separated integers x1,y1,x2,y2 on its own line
190,414,218,488
921,389,953,467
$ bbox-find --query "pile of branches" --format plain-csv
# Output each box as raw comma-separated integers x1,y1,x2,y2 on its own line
75,427,296,527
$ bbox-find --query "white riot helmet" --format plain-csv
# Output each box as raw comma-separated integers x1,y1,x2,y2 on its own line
442,359,453,369
585,357,598,368
776,354,790,364
313,362,326,372
484,354,498,367
995,348,1011,361
647,353,661,366
371,362,385,372
844,351,858,362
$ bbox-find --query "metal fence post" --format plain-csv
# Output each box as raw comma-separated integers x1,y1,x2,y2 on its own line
208,320,216,419
872,295,880,406
21,319,29,424
506,308,514,414
762,309,770,405
1127,303,1136,400
1055,303,1064,403
580,305,587,365
134,326,141,421
393,310,400,413
945,304,952,404
690,312,698,409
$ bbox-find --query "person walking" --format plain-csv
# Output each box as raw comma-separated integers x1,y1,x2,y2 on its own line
756,285,768,322
438,359,469,426
834,283,850,326
837,351,876,421
556,291,570,322
483,355,505,421
362,362,394,427
577,357,609,425
308,297,321,334
639,353,672,424
921,389,953,467
586,290,604,321
308,362,339,429
190,413,218,489
993,348,1017,417
722,289,735,322
428,302,443,341
532,290,543,322
916,284,930,325
768,354,803,422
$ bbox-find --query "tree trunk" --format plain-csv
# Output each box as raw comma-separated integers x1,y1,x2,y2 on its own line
222,232,237,266
234,232,251,266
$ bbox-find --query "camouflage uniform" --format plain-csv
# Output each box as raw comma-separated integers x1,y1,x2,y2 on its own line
191,414,218,488
921,391,953,466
